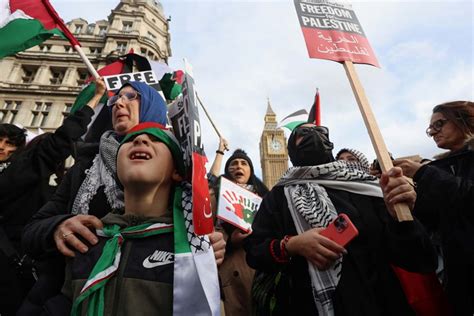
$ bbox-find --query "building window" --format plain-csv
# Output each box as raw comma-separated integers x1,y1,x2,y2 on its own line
64,45,72,53
62,103,72,122
99,26,107,36
31,102,51,127
50,68,66,85
21,66,38,83
147,32,157,42
140,48,147,55
122,21,133,32
86,24,95,35
74,24,83,34
116,42,127,54
147,51,155,60
0,101,21,124
77,69,88,86
64,104,72,113
38,44,52,52
90,47,102,54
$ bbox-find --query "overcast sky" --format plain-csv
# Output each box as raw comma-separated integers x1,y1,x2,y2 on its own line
53,0,473,177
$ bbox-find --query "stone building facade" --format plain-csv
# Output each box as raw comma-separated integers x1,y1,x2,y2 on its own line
0,0,171,133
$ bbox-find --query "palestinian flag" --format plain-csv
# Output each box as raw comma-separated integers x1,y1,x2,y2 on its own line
308,89,321,125
0,0,80,58
148,60,184,101
159,70,184,101
278,109,308,131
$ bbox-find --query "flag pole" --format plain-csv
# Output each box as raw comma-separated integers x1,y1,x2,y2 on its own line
74,45,100,79
343,60,413,221
315,87,321,126
196,93,223,138
41,0,100,79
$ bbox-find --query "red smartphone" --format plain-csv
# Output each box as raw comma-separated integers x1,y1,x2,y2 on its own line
320,213,358,247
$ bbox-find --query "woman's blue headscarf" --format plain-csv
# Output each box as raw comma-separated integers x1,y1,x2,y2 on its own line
119,81,167,126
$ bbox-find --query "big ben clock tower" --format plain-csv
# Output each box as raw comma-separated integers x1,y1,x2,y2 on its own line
260,99,289,189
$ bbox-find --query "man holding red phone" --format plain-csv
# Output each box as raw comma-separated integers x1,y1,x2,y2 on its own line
245,123,438,316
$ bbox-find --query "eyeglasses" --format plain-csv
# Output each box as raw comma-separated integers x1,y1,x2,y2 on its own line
426,119,449,137
294,125,329,137
107,91,140,107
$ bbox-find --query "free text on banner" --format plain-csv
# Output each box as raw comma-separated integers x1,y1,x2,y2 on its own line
294,0,379,67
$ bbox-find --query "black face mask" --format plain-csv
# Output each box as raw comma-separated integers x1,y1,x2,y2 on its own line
288,126,334,166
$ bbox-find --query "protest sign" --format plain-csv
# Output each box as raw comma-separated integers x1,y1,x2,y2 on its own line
169,61,214,235
294,0,412,220
103,70,160,94
294,0,379,67
217,177,262,232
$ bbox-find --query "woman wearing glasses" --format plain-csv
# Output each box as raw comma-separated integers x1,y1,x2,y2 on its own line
395,101,474,315
23,79,168,258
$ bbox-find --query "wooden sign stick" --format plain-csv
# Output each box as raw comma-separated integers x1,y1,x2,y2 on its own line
343,60,413,221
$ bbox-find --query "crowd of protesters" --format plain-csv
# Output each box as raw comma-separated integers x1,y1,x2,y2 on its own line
0,75,472,316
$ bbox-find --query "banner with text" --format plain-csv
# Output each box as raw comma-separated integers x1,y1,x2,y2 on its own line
294,0,379,67
169,67,213,235
103,70,161,95
217,177,262,233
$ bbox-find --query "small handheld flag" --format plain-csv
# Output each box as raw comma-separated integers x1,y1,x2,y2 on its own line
307,88,321,125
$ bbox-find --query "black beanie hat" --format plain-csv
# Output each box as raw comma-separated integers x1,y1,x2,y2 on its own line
224,149,254,177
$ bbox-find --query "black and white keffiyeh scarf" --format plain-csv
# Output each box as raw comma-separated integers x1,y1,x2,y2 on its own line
0,162,10,174
277,160,381,316
72,131,124,215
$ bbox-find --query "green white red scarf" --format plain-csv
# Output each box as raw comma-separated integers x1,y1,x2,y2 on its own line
70,222,173,316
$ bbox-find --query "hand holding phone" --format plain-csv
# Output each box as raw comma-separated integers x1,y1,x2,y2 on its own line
320,213,358,247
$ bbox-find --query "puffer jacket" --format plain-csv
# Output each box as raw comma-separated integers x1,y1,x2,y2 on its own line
63,212,174,316
413,137,474,315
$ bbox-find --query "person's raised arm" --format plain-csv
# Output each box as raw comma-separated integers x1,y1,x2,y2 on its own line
209,137,229,177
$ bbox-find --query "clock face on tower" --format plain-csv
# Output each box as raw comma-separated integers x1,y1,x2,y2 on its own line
269,139,283,153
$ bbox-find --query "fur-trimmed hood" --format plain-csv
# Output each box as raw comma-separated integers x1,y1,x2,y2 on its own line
433,136,474,160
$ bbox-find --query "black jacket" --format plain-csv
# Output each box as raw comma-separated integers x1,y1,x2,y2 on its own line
245,185,437,316
0,106,94,316
413,140,474,315
18,109,115,316
0,106,94,250
22,140,111,258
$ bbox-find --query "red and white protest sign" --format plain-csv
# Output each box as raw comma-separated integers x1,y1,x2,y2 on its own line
294,0,379,67
169,61,214,235
217,177,262,233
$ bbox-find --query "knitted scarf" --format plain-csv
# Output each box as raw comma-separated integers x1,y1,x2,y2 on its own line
277,160,382,316
71,182,220,316
72,131,124,215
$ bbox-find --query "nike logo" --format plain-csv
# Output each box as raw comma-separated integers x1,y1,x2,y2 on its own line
143,250,174,269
